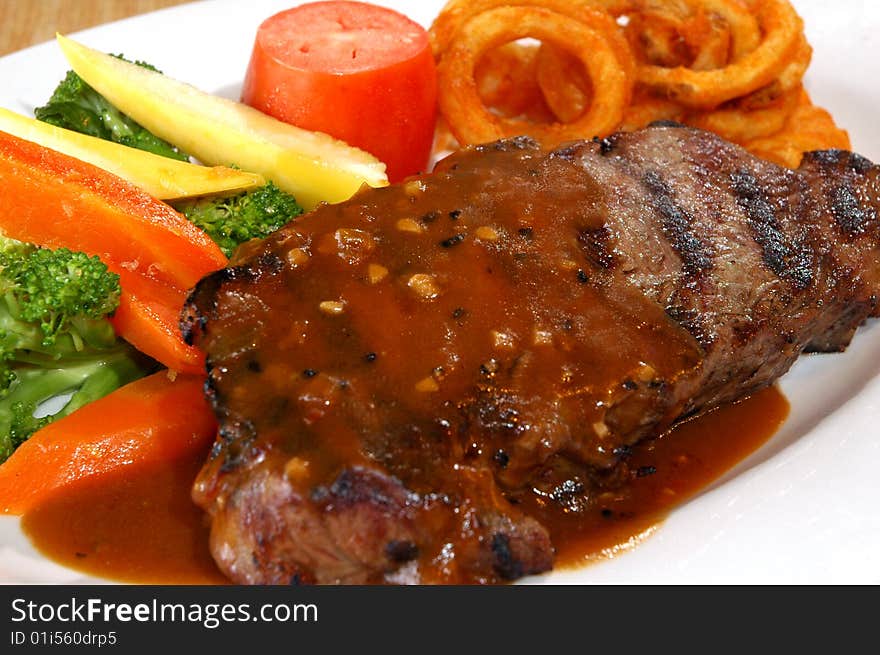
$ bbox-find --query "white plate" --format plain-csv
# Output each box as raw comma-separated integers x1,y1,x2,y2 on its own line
0,0,878,585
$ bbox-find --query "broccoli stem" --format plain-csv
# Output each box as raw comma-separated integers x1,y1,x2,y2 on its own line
0,346,150,462
61,353,146,415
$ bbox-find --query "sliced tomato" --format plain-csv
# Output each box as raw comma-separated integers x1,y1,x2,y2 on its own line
241,1,437,183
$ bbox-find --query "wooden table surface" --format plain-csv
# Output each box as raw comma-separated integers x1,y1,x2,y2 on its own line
0,0,194,57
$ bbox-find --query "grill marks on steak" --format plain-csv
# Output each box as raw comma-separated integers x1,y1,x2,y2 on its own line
582,130,879,411
182,126,880,584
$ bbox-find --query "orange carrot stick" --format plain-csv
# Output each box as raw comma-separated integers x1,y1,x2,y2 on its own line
0,130,226,371
110,288,206,375
0,371,217,515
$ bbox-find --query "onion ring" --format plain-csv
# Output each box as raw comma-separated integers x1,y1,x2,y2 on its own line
735,33,811,110
626,1,732,71
637,0,802,109
431,0,635,82
686,84,800,143
686,7,733,71
476,42,553,121
693,0,761,61
620,91,686,131
534,43,592,124
745,91,850,168
625,2,693,68
626,0,760,66
437,6,631,145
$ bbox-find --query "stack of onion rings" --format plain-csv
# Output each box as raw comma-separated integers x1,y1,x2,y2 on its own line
430,0,849,168
435,2,634,144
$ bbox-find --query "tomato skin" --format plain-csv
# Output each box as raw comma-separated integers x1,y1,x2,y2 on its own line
242,1,438,183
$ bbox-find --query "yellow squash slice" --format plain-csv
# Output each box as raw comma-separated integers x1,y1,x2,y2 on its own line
0,107,265,201
57,34,389,210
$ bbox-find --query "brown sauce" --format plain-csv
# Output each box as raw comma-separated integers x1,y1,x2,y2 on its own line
21,386,788,583
535,385,790,568
21,444,228,585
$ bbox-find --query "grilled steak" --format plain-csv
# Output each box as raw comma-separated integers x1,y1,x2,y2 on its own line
182,125,880,584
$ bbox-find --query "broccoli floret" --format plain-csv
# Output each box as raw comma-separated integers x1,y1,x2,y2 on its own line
0,236,152,462
0,242,120,347
173,182,303,256
34,58,189,162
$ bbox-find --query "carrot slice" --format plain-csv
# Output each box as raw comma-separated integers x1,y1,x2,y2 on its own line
0,372,217,515
110,289,206,375
0,130,226,370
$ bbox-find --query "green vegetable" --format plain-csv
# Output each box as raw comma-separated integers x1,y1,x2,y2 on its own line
173,182,303,256
0,235,152,462
36,53,301,255
34,58,189,162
